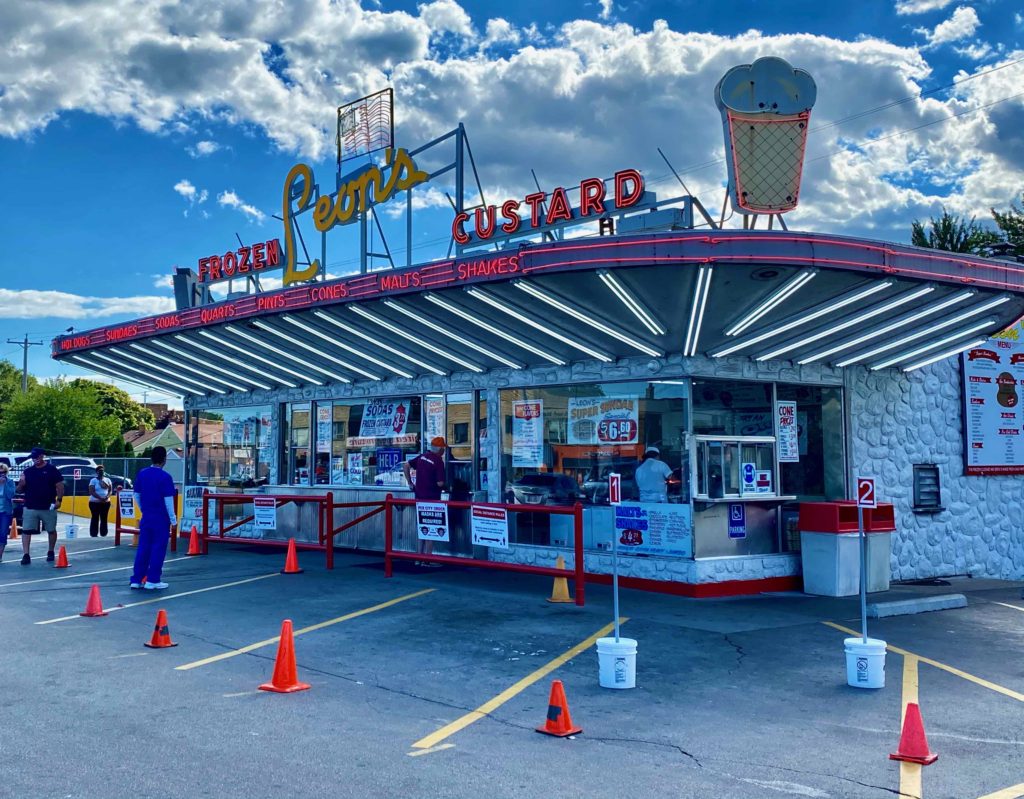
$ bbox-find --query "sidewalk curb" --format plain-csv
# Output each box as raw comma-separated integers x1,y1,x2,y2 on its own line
867,593,968,618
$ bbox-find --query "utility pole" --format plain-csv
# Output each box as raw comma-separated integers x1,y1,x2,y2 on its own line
7,335,43,393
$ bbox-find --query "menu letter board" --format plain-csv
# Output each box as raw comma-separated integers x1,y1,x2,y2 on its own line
962,339,1024,475
512,400,544,467
613,502,692,557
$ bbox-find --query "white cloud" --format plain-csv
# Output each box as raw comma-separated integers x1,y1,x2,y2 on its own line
0,289,175,319
152,274,174,289
418,0,475,39
217,189,266,223
187,139,221,157
0,2,1020,247
173,179,197,201
598,0,613,21
481,18,520,50
917,6,981,46
895,0,956,14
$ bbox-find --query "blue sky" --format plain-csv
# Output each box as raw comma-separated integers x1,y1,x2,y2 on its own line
1,0,1023,405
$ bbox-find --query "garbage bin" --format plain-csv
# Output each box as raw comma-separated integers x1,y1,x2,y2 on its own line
798,502,895,597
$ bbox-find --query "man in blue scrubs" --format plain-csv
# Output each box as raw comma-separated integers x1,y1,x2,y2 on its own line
130,446,177,591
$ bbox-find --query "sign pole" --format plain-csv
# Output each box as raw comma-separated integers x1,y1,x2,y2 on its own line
609,473,622,642
858,503,867,645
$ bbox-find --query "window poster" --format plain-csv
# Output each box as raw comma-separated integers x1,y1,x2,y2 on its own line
358,398,411,439
962,339,1024,475
316,406,332,453
613,502,692,557
346,452,365,484
567,396,639,445
425,397,445,441
776,401,799,462
512,400,544,467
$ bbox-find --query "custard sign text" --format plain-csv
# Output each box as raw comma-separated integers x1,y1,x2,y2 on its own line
282,148,428,286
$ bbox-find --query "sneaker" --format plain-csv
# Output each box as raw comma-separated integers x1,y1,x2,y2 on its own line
21,554,30,565
46,550,55,562
143,582,169,591
129,582,142,590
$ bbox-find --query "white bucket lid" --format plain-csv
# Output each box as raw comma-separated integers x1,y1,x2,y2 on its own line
596,636,638,654
843,636,887,654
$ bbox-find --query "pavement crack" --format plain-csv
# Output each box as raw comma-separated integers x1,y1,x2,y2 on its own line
587,734,703,767
722,633,747,673
704,757,904,797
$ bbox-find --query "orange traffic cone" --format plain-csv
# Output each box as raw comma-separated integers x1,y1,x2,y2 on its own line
9,518,18,541
79,584,108,617
144,609,178,648
536,679,582,737
186,525,201,556
281,538,303,574
546,555,573,603
54,545,70,569
259,620,310,693
890,703,938,765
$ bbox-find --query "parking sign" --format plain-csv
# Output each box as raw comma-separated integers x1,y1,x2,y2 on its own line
609,473,622,506
73,468,81,480
857,477,876,508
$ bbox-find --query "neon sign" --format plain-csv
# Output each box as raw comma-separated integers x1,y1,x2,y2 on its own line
198,240,280,284
282,148,428,286
451,169,645,245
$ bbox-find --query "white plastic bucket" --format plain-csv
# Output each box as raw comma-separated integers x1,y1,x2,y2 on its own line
597,636,637,690
65,524,78,540
844,637,886,689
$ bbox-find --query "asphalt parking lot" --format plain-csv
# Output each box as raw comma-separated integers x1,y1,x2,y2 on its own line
2,539,1023,799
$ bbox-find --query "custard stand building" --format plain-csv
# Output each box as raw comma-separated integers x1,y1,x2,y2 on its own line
54,63,1024,596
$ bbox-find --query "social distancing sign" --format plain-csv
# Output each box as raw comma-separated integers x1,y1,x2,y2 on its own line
471,506,508,548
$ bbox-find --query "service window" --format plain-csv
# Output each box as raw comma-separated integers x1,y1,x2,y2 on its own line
189,405,272,488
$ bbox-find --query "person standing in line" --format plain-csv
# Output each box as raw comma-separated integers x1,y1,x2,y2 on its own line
0,464,15,563
635,445,673,503
402,436,447,567
88,465,113,537
16,447,64,565
130,446,176,591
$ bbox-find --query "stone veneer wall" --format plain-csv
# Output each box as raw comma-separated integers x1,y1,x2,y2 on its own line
847,357,1024,581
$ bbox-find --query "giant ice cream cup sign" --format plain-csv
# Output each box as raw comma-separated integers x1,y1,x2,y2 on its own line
715,56,817,215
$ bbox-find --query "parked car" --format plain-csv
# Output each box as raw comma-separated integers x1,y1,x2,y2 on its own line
57,464,133,498
582,463,639,505
507,473,581,506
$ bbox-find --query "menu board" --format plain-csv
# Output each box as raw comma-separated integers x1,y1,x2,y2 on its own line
512,400,544,467
776,401,799,462
613,502,692,557
963,338,1024,475
567,396,639,445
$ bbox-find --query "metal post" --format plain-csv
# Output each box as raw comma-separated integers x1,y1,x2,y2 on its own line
325,492,334,570
201,489,209,555
612,510,621,642
114,487,121,547
384,493,393,578
859,504,867,644
573,502,585,607
170,488,178,552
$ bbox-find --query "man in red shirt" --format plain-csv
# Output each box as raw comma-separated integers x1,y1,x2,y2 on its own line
403,436,447,566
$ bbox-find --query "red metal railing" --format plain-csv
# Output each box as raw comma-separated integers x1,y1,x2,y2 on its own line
383,494,586,606
200,491,329,555
114,488,178,552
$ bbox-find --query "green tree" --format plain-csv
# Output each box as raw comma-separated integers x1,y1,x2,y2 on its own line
911,209,1001,254
88,435,105,455
0,360,38,418
0,380,119,453
123,440,135,457
992,193,1024,256
69,379,155,433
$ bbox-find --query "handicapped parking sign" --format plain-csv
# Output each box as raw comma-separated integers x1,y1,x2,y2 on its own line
728,502,746,539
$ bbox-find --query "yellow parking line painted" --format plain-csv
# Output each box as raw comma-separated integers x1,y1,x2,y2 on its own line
0,555,192,589
823,622,1024,703
899,655,922,799
410,618,627,752
977,783,1024,799
175,588,436,671
35,573,280,625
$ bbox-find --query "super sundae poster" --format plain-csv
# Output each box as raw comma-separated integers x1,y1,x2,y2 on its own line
962,339,1024,475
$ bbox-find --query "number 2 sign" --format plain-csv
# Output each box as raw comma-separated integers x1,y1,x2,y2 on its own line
856,477,876,508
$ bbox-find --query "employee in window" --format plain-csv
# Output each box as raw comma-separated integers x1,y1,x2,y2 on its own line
635,446,672,503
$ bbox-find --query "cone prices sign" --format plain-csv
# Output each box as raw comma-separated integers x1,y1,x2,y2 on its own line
962,339,1024,475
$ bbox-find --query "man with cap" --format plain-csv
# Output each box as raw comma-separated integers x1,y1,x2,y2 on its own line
635,445,673,504
403,437,447,566
16,447,64,565
130,446,177,590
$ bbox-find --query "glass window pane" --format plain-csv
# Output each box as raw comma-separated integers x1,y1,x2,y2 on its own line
190,406,272,489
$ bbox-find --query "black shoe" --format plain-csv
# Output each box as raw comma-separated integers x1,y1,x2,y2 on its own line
21,554,30,565
90,532,98,537
46,550,55,562
100,531,107,537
